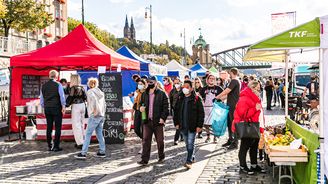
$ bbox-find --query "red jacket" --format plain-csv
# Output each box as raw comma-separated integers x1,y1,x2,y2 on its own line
164,83,173,96
232,87,262,133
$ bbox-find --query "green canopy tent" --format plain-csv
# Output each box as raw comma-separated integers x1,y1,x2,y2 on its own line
209,66,218,73
243,15,328,184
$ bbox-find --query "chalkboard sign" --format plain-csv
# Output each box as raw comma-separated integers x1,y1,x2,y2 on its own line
22,75,41,99
98,73,124,144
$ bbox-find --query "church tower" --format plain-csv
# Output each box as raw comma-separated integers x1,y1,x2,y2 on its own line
123,15,130,39
130,17,136,40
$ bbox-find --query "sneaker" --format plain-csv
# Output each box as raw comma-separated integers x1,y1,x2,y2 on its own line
53,147,63,152
240,166,254,175
251,165,266,173
205,137,211,143
213,137,218,144
221,141,231,147
95,152,106,158
184,163,192,169
75,153,87,160
227,143,238,150
137,160,148,166
158,158,165,163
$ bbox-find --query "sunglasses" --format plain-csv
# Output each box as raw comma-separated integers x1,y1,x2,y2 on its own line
195,82,200,84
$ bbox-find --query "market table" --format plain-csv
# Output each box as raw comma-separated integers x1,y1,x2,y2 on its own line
286,118,320,184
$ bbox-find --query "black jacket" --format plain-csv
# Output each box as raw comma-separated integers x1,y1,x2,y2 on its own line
141,88,169,126
173,92,205,132
169,88,182,111
41,79,61,108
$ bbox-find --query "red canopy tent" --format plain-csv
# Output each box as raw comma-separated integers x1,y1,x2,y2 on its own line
9,24,140,132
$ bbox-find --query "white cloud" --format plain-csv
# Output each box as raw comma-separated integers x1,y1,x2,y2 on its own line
98,0,328,55
67,0,81,13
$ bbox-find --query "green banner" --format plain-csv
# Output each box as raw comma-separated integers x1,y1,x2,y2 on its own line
286,118,320,184
251,18,320,49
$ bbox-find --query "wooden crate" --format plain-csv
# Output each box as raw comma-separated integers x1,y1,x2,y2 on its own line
267,145,308,163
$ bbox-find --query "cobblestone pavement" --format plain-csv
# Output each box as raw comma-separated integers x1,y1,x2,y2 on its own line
0,108,286,184
196,108,288,184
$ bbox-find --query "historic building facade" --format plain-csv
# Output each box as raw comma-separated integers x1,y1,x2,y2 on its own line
191,34,212,68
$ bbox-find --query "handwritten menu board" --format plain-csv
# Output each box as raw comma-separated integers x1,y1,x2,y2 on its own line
98,73,124,144
22,75,41,99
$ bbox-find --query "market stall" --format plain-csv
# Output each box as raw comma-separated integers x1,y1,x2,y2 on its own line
189,63,207,77
244,15,328,183
165,59,190,79
116,45,167,85
9,24,139,142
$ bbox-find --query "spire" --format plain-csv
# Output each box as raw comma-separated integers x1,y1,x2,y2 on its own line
130,17,134,28
125,15,129,27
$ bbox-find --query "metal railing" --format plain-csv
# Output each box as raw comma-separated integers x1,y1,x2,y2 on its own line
0,91,9,122
0,36,37,56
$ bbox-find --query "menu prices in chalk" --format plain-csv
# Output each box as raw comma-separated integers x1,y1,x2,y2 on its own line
22,75,41,99
98,73,124,144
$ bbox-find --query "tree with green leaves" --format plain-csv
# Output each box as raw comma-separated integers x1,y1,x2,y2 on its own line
0,0,53,37
0,0,6,19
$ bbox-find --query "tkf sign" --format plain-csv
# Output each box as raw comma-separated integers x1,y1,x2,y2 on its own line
98,73,125,144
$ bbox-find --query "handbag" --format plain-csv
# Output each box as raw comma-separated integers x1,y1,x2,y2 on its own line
235,109,260,139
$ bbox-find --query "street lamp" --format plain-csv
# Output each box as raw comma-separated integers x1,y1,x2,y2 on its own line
82,0,85,25
145,5,152,57
180,28,186,66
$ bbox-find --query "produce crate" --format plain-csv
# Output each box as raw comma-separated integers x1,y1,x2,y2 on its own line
266,145,308,162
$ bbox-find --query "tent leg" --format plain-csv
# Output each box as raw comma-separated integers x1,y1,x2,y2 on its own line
284,51,289,117
319,48,325,184
5,67,18,142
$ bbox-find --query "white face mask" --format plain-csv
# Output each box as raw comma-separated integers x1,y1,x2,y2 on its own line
182,88,190,95
174,84,181,89
137,84,145,90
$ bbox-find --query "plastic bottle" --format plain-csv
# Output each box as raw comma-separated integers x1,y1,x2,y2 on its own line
141,103,147,121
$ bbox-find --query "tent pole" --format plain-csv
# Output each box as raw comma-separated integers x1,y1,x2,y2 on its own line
319,48,325,184
284,51,289,117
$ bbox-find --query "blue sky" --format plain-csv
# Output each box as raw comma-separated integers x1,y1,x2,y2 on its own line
68,0,328,53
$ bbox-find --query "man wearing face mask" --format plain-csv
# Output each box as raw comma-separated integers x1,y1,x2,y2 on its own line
138,76,169,166
174,80,204,169
169,78,184,145
200,74,223,143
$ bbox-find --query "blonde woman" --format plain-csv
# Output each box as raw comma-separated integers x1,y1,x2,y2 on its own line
75,78,106,159
66,74,87,149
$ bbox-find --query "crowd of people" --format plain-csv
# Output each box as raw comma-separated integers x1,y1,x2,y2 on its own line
40,68,276,174
130,68,268,173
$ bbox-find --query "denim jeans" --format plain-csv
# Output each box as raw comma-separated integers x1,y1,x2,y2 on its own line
81,116,106,155
181,129,196,164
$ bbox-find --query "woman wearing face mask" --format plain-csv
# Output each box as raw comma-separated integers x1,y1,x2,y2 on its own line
200,74,223,143
170,78,184,145
232,81,266,175
193,77,204,138
193,77,203,94
132,79,147,154
163,77,173,96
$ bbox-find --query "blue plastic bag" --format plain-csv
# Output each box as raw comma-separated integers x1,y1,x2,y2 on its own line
209,101,229,136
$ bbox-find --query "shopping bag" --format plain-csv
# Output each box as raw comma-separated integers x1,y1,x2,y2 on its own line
210,101,229,136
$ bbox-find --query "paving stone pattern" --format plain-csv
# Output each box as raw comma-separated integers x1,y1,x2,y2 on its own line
0,108,286,184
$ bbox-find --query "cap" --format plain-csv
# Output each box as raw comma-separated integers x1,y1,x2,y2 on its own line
148,76,158,81
141,75,148,80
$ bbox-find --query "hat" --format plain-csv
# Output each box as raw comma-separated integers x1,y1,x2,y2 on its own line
141,75,148,79
148,76,158,81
